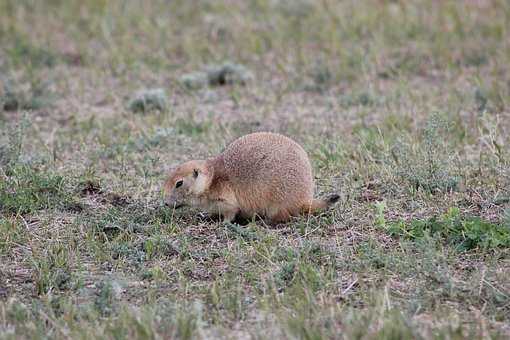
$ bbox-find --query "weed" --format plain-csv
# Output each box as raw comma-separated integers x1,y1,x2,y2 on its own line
94,280,122,316
87,209,143,240
127,88,168,113
272,242,334,292
303,61,333,92
127,132,171,152
207,274,248,321
0,165,70,214
339,91,381,107
312,140,345,171
382,207,510,251
393,114,460,193
0,216,28,255
7,37,59,68
225,223,258,241
505,209,510,227
206,62,254,86
179,72,209,90
0,115,29,167
1,76,55,111
174,118,210,137
141,265,167,282
276,0,315,18
374,200,387,229
462,50,488,68
110,242,146,266
475,87,489,112
32,244,73,295
179,61,253,90
143,236,179,260
274,261,296,288
343,307,420,340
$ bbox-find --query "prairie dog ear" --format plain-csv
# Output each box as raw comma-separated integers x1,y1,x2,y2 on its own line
190,168,210,195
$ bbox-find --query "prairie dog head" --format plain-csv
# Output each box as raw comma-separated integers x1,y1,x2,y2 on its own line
163,160,211,209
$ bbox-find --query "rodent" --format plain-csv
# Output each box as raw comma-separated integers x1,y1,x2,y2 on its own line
163,132,339,223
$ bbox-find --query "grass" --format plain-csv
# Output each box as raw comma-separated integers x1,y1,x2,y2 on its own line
379,206,510,251
179,61,254,89
0,165,71,214
127,88,168,113
1,0,510,338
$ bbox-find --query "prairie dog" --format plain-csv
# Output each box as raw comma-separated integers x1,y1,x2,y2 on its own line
163,132,339,223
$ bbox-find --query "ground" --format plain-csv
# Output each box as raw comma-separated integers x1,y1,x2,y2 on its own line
0,1,509,339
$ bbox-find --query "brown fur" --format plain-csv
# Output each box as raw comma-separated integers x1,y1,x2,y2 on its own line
163,132,338,223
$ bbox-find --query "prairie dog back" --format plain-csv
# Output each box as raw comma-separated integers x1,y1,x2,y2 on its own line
221,132,314,216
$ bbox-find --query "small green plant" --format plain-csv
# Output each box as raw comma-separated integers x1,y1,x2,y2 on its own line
274,261,297,288
0,115,28,167
382,207,510,251
1,76,55,111
179,72,209,90
339,91,380,107
2,299,30,325
129,127,175,151
32,244,73,295
374,200,387,229
94,280,121,316
143,236,178,260
141,265,167,282
110,242,146,267
312,140,345,170
179,61,253,90
302,61,333,92
0,165,70,214
0,118,77,215
0,216,28,254
504,209,510,227
8,37,59,68
174,307,199,340
174,118,210,137
475,87,489,112
127,88,168,113
272,243,334,292
207,275,247,322
393,114,460,193
86,203,175,243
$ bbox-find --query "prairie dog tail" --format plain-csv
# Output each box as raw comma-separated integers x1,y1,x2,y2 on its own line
302,194,340,215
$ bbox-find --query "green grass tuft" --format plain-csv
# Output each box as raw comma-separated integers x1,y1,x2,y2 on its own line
0,165,70,215
1,75,55,111
32,244,73,295
393,114,461,193
179,61,253,90
127,88,168,113
382,207,510,251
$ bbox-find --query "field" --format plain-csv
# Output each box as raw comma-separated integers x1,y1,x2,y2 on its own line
1,0,509,338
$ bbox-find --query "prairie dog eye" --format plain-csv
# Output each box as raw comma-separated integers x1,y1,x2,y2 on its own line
175,180,183,188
